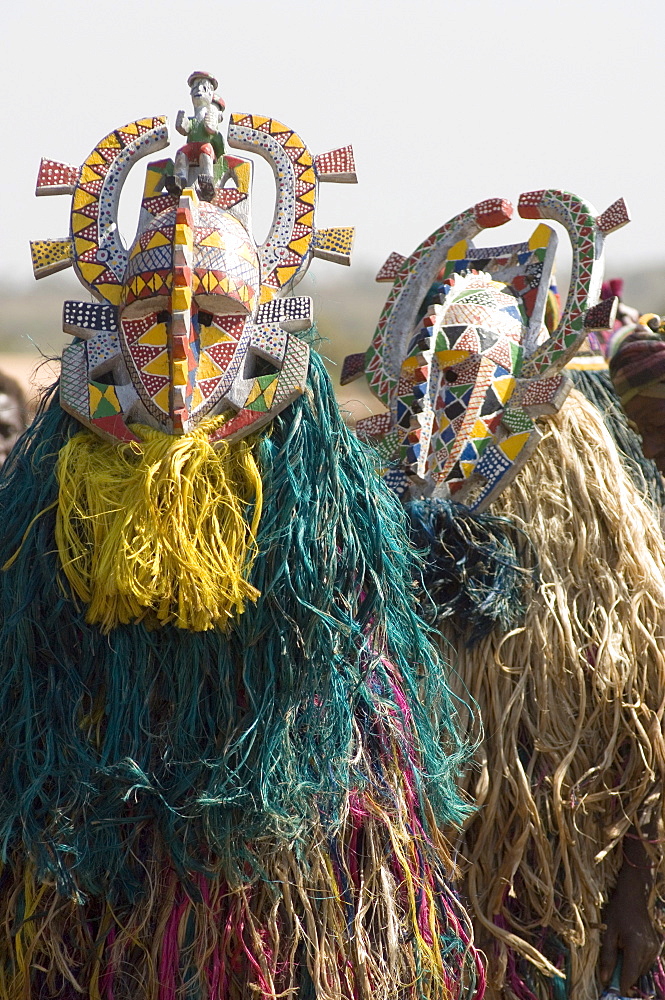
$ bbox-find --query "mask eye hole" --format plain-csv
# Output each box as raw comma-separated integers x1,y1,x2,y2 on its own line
252,356,280,378
444,369,458,383
198,311,213,327
156,310,170,325
91,370,116,387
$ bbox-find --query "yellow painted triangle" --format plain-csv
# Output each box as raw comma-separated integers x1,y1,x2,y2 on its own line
129,240,143,259
191,384,204,409
137,322,168,346
259,284,276,304
101,385,120,407
285,132,304,149
89,384,102,412
296,151,313,167
276,265,298,286
78,261,106,283
142,350,169,376
299,167,316,184
289,235,311,255
152,384,170,413
460,461,475,478
493,375,516,403
86,151,106,167
528,223,552,250
96,283,123,305
143,168,164,199
74,237,98,256
245,380,263,404
250,115,271,129
119,121,139,136
269,119,289,135
98,134,122,149
199,231,223,248
297,210,314,227
147,230,171,249
72,213,94,235
197,352,223,380
137,117,156,129
471,419,492,440
233,162,252,193
201,326,234,348
80,164,103,184
447,239,468,261
73,187,97,209
263,377,278,407
299,187,315,206
499,431,531,461
435,348,471,366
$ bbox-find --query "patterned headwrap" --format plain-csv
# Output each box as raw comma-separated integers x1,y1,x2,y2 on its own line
608,316,665,405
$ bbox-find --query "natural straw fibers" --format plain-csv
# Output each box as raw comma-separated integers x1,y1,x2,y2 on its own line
444,388,665,1000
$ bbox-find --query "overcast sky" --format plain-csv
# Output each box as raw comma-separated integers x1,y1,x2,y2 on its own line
1,0,663,293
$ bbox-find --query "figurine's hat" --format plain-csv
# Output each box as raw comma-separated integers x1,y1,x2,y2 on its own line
187,70,219,90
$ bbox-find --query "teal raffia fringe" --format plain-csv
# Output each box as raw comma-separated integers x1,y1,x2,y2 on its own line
406,497,532,644
0,353,481,999
571,369,665,508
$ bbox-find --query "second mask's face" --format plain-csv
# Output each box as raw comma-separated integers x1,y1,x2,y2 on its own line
398,273,525,492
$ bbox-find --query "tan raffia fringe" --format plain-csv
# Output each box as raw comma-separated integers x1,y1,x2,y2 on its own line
0,798,475,1000
445,388,665,1000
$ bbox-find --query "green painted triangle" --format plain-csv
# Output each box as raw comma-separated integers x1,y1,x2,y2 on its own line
246,393,269,412
257,373,279,390
475,435,492,457
449,382,474,399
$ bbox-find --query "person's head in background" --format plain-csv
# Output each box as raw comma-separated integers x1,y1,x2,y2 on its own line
0,371,28,467
609,315,665,475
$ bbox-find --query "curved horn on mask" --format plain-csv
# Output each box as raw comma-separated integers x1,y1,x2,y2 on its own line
359,198,513,412
517,189,629,380
31,118,169,305
228,114,357,300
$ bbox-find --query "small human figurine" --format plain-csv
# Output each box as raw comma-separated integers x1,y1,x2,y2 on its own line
169,71,226,200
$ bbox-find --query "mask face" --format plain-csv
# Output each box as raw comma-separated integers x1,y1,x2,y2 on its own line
397,273,526,494
59,189,310,444
119,200,264,431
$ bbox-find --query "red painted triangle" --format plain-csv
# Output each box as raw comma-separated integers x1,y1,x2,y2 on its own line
92,414,140,443
206,342,238,369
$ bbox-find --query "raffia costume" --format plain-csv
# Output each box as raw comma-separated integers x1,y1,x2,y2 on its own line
340,192,665,1000
0,83,482,999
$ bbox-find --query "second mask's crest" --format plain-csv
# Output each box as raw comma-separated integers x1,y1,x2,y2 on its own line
342,192,628,510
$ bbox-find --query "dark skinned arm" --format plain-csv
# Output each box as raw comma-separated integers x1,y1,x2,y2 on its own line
599,817,661,994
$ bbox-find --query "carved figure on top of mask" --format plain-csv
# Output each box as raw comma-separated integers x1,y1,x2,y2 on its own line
169,70,226,201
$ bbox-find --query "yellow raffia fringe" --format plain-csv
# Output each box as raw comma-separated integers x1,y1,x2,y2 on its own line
445,388,665,1000
54,417,263,632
